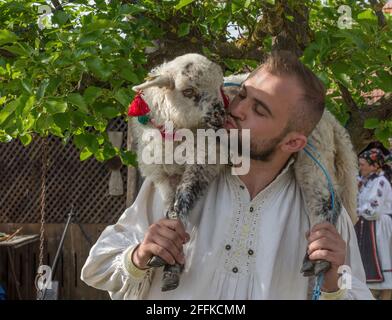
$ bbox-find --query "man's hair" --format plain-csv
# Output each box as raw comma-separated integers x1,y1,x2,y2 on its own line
250,50,326,136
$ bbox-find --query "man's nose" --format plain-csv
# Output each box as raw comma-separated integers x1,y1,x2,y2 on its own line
230,98,250,121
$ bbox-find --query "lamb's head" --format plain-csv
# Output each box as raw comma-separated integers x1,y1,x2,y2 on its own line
132,53,226,129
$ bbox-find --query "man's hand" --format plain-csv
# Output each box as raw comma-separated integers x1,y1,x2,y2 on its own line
306,222,347,292
132,218,190,269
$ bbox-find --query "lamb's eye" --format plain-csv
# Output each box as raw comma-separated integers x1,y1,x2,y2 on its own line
182,88,196,98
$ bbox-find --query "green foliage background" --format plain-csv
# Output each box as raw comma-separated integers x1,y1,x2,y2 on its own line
0,0,391,165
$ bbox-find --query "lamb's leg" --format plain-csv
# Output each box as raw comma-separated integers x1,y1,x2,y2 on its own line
158,100,226,291
301,199,340,277
145,173,177,268
171,164,222,220
160,164,222,291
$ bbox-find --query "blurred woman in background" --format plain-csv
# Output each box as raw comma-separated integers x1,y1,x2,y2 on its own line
355,149,392,300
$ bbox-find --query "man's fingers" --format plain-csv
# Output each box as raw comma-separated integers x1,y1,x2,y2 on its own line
147,243,177,265
152,234,183,260
308,249,339,265
311,222,339,235
156,226,184,251
307,237,340,255
308,228,337,243
159,218,189,242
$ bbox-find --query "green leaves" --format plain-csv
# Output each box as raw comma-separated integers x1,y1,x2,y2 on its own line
114,88,133,108
175,0,195,10
52,10,70,27
375,70,392,92
364,118,380,129
86,57,112,80
67,93,89,113
357,9,377,22
84,86,102,105
36,79,50,101
82,19,113,33
45,99,67,114
74,132,100,154
80,148,93,161
374,120,392,147
119,69,139,83
0,98,19,125
19,133,32,146
120,149,138,167
53,113,71,131
0,30,18,46
178,23,191,37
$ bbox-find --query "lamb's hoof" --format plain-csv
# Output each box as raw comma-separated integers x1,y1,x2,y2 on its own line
161,263,184,292
301,253,315,277
314,260,331,276
147,255,166,268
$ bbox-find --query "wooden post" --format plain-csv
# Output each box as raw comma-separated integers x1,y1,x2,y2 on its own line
126,119,137,208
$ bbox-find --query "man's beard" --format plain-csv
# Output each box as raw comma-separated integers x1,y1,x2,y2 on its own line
238,127,288,162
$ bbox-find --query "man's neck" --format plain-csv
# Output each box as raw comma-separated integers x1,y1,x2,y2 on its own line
238,155,291,200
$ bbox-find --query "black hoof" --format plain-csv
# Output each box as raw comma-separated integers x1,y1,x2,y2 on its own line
161,263,184,292
301,253,315,277
147,255,166,268
314,260,331,276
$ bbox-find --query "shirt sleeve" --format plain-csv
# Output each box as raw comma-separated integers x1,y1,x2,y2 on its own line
320,206,374,300
80,179,165,300
357,176,391,221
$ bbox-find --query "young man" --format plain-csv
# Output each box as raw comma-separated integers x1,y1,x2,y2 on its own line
81,52,373,299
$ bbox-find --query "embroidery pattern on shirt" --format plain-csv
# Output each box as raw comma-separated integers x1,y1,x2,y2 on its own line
220,167,292,276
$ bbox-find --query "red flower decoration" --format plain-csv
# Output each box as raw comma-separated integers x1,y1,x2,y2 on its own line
128,92,151,117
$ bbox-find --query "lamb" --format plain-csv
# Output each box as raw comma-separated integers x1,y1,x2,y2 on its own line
223,74,358,280
128,53,228,291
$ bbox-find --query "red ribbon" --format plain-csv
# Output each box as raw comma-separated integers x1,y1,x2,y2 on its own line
220,88,229,109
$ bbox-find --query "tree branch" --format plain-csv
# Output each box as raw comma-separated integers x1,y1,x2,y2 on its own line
369,0,387,27
338,83,392,151
270,1,312,57
337,83,361,115
50,0,63,11
146,37,265,69
0,48,16,59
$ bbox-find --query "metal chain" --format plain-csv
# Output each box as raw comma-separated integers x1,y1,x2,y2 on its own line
36,137,48,297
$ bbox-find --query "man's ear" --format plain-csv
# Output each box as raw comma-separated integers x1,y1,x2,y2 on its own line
280,132,307,154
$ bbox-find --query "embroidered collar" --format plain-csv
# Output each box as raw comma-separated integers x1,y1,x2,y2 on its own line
360,172,380,188
227,157,295,204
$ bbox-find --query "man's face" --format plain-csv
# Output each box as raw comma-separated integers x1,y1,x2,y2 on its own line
224,68,304,161
358,158,377,177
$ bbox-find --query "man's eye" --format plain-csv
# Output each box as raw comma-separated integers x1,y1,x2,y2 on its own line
254,105,265,117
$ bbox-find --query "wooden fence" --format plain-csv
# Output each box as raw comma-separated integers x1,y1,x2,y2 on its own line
0,223,111,300
0,116,140,299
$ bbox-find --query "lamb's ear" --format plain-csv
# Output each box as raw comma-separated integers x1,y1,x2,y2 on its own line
132,75,174,91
